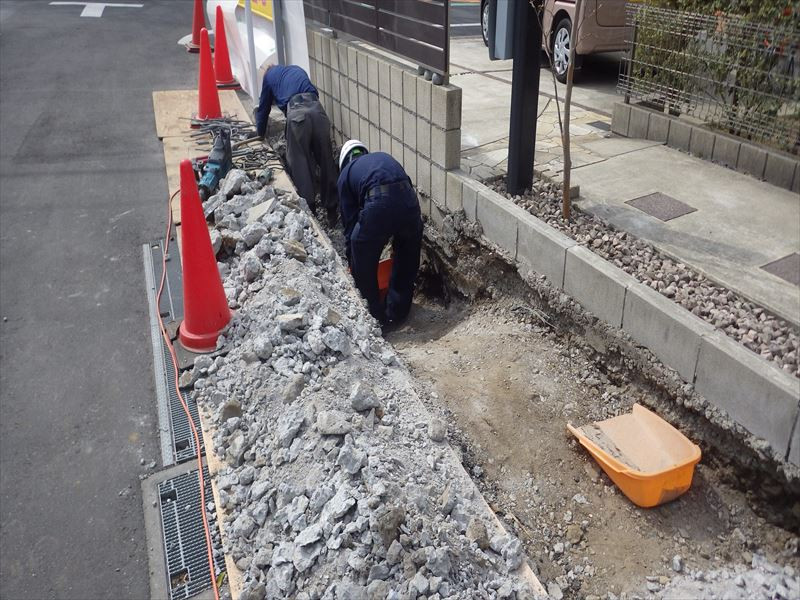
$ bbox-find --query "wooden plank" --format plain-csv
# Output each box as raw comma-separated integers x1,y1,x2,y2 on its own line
152,89,252,140
198,406,245,600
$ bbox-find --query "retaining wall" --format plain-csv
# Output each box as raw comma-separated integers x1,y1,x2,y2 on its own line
612,102,800,194
435,170,800,467
305,26,461,210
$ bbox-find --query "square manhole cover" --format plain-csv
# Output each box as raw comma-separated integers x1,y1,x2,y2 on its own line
761,253,800,287
626,192,697,222
588,120,611,132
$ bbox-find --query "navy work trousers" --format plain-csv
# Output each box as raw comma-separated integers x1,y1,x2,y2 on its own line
349,187,423,324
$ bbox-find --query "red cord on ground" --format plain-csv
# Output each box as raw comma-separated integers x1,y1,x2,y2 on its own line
157,188,221,600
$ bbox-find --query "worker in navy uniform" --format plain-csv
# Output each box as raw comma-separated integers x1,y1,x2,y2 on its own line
255,64,338,223
336,140,423,326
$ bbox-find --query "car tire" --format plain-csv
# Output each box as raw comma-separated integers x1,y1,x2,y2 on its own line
481,0,489,47
552,17,574,84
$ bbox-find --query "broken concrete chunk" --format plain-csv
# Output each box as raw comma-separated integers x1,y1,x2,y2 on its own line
349,381,381,412
242,252,262,282
241,222,268,248
428,418,446,442
466,518,490,550
220,169,248,198
322,327,350,355
316,411,351,436
306,329,326,355
281,373,305,404
277,406,305,448
253,335,273,360
337,438,366,474
283,239,307,262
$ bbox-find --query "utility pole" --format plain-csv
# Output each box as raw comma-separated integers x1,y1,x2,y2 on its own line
507,0,542,195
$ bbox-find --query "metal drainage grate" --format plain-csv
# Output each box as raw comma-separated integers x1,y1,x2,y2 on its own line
158,467,225,600
761,253,800,287
163,343,205,463
626,192,697,222
588,120,611,132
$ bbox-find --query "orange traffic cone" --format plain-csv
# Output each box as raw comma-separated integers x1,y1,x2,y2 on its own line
197,28,222,121
178,160,231,353
187,0,203,53
214,5,238,89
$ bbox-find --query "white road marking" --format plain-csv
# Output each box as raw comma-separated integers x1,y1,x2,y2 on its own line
48,2,143,18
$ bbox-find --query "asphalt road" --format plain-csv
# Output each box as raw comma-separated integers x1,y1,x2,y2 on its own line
0,1,194,598
450,1,482,38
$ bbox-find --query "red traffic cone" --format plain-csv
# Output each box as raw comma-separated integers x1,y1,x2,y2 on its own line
178,159,231,352
187,0,203,53
197,28,222,121
214,5,238,89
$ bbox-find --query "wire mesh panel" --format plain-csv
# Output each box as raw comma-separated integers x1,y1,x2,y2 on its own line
618,4,800,154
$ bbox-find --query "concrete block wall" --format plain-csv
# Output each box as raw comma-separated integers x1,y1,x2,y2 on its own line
439,169,800,466
306,27,462,209
612,102,799,194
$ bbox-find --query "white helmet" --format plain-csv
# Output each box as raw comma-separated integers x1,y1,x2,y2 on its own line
339,139,368,170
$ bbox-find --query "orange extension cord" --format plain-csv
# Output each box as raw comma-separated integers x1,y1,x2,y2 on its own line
157,188,220,600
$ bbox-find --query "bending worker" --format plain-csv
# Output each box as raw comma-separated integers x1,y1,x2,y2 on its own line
337,140,423,326
255,64,338,223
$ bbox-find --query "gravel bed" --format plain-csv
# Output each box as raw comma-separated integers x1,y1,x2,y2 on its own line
187,170,545,599
490,180,799,379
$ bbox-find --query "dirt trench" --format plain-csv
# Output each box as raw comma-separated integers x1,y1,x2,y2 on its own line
380,230,800,599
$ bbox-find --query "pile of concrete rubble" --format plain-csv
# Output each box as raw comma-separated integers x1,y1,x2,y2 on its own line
186,170,544,600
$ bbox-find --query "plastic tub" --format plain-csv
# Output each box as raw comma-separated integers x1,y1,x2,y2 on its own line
378,257,392,302
567,403,701,508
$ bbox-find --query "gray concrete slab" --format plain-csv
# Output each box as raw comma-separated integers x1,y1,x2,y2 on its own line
564,246,630,328
0,1,196,598
572,145,800,326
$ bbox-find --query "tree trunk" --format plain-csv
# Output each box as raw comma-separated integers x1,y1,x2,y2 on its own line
561,0,583,221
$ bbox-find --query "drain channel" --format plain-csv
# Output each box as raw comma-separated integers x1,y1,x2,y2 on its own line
158,466,225,600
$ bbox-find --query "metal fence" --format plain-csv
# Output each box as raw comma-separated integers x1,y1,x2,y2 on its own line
303,0,450,76
618,4,800,155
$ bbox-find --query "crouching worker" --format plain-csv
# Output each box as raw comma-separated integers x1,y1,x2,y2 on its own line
337,140,423,326
255,64,338,223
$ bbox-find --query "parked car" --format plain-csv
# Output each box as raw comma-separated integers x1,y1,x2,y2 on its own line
480,0,629,83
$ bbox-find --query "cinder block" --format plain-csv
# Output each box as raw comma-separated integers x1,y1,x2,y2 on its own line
313,30,323,61
358,87,369,120
416,77,432,120
764,153,798,190
711,134,740,170
793,163,799,194
431,164,446,206
368,55,378,87
429,196,445,228
403,145,417,182
431,127,460,170
417,116,431,159
695,330,800,458
667,120,692,152
379,97,391,131
330,72,341,102
391,103,403,139
402,71,417,112
378,59,390,98
369,124,380,152
789,418,799,466
461,177,480,221
359,117,369,142
516,212,576,289
329,39,340,71
627,106,649,139
417,154,431,195
322,65,332,96
338,44,349,77
306,28,315,58
347,47,358,81
647,112,670,143
390,65,404,103
475,189,520,258
357,51,368,87
622,282,715,382
392,137,403,162
320,34,331,67
419,191,432,218
348,80,359,112
403,110,416,147
689,127,715,160
564,246,630,328
431,84,462,131
380,129,391,154
368,91,379,125
445,171,463,212
611,102,631,137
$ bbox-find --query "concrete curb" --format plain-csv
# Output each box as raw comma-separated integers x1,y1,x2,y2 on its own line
440,170,800,466
612,102,800,194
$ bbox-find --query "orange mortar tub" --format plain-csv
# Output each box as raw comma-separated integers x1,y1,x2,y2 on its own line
568,403,701,508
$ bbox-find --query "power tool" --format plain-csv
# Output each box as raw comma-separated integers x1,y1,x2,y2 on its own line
198,128,233,201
